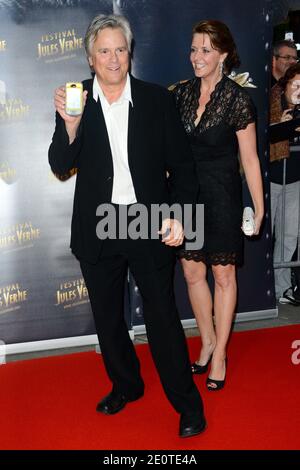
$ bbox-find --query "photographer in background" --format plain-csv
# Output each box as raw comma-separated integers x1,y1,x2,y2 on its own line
272,40,298,87
270,63,300,304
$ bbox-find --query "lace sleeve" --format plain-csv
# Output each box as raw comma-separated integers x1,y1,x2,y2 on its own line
170,79,198,134
171,82,182,109
229,86,256,132
170,80,189,109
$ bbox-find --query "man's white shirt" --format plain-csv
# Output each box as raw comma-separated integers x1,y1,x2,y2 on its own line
93,73,137,205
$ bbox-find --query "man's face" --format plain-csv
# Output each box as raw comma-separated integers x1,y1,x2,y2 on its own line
88,27,129,88
273,46,298,79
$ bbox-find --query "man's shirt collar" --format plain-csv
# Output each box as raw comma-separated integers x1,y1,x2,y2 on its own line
92,73,133,107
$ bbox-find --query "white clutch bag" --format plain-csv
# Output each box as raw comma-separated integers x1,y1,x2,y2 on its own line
242,207,256,236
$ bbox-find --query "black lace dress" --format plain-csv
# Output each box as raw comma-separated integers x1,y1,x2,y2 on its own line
173,75,256,265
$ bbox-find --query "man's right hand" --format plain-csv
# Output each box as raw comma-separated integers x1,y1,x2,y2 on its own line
54,86,88,144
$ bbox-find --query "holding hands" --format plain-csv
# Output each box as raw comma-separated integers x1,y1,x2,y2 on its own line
159,218,184,247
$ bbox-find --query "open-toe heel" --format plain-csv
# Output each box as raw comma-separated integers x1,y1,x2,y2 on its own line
206,358,227,391
191,354,212,375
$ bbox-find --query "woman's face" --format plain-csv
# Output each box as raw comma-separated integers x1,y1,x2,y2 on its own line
190,33,227,80
285,74,300,106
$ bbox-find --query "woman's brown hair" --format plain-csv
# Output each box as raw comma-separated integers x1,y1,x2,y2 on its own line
192,19,240,74
278,63,300,91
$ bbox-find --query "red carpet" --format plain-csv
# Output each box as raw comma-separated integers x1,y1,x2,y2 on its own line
1,325,300,450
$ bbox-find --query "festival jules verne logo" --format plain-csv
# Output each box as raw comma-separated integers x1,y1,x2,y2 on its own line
0,222,41,253
55,278,89,309
0,282,28,315
0,39,6,52
0,93,30,122
0,161,17,184
37,28,83,62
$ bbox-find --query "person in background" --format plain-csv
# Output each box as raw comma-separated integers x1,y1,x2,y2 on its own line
270,63,300,304
272,39,298,87
172,19,264,391
49,13,206,438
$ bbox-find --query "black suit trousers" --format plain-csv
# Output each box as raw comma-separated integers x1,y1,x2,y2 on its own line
80,237,203,415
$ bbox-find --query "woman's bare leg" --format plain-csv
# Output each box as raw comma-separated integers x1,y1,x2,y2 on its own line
208,264,237,384
181,259,216,365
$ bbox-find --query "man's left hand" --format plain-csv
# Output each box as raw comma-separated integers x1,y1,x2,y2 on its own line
158,219,184,247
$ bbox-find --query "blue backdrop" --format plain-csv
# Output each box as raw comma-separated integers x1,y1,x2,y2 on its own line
0,0,277,347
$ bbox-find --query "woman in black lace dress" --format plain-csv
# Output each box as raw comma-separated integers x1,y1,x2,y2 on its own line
173,20,264,390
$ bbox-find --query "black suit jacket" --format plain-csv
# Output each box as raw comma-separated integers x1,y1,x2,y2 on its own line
48,76,198,264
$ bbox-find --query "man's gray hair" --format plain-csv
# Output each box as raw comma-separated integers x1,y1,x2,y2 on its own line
84,14,133,56
273,39,297,57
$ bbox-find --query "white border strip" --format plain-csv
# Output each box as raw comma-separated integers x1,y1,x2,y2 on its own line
5,334,99,355
133,308,278,335
4,308,277,356
5,330,135,356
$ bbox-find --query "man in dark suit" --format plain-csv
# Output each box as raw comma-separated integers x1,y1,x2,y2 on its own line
48,13,205,438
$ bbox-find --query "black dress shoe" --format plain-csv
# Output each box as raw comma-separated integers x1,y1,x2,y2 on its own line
96,391,143,415
179,412,207,438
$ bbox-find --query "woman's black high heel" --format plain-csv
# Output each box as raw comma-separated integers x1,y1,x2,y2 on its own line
206,358,227,391
191,354,212,374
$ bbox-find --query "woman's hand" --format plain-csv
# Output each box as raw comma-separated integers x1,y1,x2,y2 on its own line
253,212,264,235
280,109,293,122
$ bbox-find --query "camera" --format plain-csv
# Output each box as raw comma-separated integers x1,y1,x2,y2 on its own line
293,105,300,120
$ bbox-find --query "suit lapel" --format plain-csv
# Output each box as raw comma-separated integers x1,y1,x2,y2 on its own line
86,86,113,173
89,94,110,146
127,77,141,169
